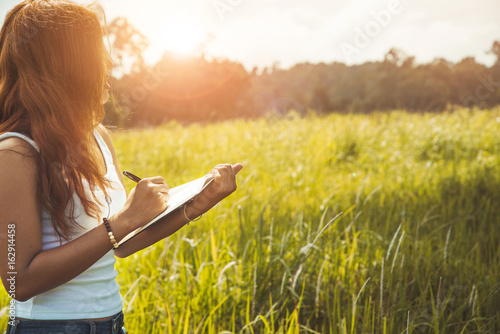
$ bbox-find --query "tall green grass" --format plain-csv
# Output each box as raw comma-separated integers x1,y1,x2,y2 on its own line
1,108,499,333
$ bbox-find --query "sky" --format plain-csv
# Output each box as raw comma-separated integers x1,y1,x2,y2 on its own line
1,0,499,71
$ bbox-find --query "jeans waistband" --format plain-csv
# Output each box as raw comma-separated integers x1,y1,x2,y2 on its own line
6,310,124,334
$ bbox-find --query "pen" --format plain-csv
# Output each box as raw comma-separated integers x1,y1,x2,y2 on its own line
123,170,142,183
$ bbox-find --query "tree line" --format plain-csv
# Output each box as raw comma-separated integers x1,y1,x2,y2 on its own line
103,18,500,127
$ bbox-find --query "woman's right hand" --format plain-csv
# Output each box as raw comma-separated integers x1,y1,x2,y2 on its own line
117,176,170,230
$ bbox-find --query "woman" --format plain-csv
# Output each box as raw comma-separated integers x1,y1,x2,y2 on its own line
0,0,242,333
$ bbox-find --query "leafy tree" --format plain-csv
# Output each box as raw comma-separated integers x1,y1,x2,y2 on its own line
101,18,500,126
106,17,149,75
490,40,500,65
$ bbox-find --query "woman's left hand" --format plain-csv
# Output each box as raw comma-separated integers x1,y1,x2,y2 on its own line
187,163,243,216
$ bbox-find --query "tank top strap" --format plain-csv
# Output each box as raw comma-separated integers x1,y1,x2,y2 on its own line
0,131,40,153
94,129,115,174
0,130,114,170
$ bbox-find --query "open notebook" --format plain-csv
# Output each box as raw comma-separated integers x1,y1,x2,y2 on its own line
117,173,214,246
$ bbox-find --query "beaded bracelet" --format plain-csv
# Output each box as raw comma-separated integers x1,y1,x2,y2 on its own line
102,217,119,249
183,203,202,225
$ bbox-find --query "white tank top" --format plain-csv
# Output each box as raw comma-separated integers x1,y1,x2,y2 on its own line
0,128,127,319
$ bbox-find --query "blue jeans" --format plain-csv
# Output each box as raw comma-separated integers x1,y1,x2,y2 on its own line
3,310,126,334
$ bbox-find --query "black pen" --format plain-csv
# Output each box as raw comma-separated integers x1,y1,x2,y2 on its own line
123,170,142,183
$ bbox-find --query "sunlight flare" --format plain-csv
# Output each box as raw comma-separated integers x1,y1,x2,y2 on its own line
158,15,206,55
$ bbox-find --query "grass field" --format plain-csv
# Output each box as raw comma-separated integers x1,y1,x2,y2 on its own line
1,108,500,333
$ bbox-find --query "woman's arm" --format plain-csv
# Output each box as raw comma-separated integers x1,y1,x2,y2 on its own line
0,137,169,302
96,125,242,258
112,178,238,258
0,139,131,301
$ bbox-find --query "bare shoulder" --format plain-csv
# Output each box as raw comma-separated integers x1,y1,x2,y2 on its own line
0,137,39,193
0,137,42,297
0,137,38,163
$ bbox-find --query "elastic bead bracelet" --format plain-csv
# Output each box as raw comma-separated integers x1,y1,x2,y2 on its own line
183,203,202,225
102,217,119,249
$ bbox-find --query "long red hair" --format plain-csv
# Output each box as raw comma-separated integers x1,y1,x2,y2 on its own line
0,0,118,241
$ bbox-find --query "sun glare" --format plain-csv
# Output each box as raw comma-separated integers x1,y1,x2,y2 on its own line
159,16,205,55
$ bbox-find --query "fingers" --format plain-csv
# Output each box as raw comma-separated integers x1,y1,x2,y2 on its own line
211,164,231,183
232,163,243,174
137,177,170,198
138,176,169,188
210,163,240,195
148,176,166,184
155,185,170,195
153,184,170,205
212,163,243,177
161,192,170,203
122,176,171,227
